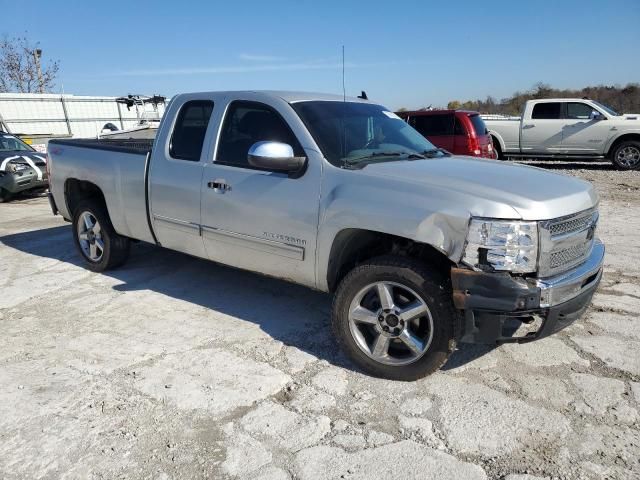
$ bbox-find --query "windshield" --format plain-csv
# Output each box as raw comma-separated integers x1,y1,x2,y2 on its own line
591,101,619,116
0,134,35,152
292,101,441,167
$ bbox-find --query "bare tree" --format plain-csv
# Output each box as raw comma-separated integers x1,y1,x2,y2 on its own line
0,35,60,93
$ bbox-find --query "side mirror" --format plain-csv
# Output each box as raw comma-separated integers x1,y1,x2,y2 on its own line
590,110,605,121
248,141,306,174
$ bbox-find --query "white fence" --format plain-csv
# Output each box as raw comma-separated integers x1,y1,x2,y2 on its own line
0,93,166,139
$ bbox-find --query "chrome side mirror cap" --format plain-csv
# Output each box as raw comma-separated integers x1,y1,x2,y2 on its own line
248,141,306,174
590,110,605,120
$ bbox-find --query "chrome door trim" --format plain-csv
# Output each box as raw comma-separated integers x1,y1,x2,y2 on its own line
201,225,304,261
153,214,201,233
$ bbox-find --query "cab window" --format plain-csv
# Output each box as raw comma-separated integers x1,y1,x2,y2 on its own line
169,100,214,161
216,101,303,168
409,114,454,136
531,103,561,119
566,102,595,120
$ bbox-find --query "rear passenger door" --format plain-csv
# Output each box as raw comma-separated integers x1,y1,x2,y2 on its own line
521,102,564,153
409,114,455,152
148,98,215,258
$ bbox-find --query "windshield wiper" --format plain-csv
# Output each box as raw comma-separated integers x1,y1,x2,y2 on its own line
421,148,450,158
344,151,425,166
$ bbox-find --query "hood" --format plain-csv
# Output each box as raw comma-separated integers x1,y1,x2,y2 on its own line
359,156,597,220
620,113,640,121
0,151,48,180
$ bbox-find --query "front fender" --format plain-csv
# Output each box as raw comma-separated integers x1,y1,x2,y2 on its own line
604,128,640,154
315,176,473,291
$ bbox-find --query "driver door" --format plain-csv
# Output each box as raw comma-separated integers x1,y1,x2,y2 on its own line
560,102,613,155
200,98,321,288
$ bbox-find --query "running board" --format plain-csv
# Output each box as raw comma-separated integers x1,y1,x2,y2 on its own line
505,154,606,160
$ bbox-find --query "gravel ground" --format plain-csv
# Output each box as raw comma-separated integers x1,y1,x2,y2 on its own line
0,160,639,480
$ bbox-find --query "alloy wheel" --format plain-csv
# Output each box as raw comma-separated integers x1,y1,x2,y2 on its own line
616,146,640,168
77,211,104,262
348,281,434,366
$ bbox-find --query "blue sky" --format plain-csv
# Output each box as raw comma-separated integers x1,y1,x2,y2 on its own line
2,0,639,109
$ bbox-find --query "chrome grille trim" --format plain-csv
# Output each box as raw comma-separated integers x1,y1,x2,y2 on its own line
549,214,593,237
538,208,598,278
550,243,589,268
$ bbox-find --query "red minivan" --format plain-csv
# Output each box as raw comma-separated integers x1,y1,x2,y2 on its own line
396,109,495,158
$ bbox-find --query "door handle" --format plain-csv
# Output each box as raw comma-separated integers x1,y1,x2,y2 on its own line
207,179,231,193
522,124,535,129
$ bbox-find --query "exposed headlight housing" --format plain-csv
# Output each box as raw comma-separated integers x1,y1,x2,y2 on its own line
7,163,29,172
463,219,538,273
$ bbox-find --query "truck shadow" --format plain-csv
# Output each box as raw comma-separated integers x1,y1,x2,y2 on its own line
0,225,491,375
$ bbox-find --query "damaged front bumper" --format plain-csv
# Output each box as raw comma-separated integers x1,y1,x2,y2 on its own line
0,169,48,195
451,239,605,344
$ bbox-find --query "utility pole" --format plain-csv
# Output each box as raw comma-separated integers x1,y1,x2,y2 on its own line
33,48,44,93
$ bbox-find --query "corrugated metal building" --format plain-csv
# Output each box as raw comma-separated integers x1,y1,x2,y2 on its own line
0,93,166,144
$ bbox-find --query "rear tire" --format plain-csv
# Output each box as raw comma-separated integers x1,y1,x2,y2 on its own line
491,136,504,160
332,255,458,381
611,140,640,170
72,199,130,272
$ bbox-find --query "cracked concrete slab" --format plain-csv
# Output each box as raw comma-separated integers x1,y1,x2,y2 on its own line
424,375,571,456
2,167,640,479
293,441,487,480
500,337,589,367
134,349,290,414
571,334,640,375
239,401,331,452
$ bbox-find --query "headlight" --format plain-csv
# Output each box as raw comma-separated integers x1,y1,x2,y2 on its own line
8,163,28,172
463,219,538,273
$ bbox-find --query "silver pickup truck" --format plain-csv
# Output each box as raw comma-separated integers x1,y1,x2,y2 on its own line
47,91,604,380
485,98,640,169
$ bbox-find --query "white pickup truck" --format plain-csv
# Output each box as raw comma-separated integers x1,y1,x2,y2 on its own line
47,91,604,380
485,98,640,169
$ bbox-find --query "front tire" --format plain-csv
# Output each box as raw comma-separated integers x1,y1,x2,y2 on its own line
332,256,458,381
611,141,640,170
72,199,130,272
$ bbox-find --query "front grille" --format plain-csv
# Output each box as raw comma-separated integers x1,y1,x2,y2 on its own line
549,242,589,269
539,208,598,277
549,214,593,237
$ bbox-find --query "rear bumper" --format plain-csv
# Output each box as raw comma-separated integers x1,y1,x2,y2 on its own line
452,240,604,344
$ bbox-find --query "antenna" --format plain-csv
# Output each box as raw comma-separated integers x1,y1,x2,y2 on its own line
341,45,346,165
342,45,346,102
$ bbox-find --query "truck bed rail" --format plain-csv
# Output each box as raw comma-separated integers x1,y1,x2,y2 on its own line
48,138,153,155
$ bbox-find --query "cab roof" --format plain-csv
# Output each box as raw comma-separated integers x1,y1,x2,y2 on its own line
174,90,372,104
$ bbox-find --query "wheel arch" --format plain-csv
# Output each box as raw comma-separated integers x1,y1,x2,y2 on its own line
325,228,454,293
64,178,108,219
605,132,640,157
488,130,506,158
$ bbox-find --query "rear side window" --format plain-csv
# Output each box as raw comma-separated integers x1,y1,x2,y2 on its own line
566,102,594,120
410,114,454,136
469,114,487,136
454,118,465,135
531,103,561,120
216,101,303,168
170,100,214,161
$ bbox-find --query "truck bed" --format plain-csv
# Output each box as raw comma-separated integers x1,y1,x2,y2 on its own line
482,117,521,153
48,138,155,244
